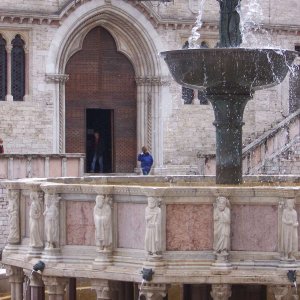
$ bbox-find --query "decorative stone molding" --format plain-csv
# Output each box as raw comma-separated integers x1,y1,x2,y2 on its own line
145,196,162,257
91,279,111,300
135,76,171,86
213,196,230,262
139,283,168,300
7,189,20,245
270,285,289,300
45,74,69,83
44,193,61,250
29,191,44,248
210,284,232,300
280,198,298,261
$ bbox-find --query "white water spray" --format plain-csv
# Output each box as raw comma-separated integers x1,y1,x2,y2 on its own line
188,0,206,49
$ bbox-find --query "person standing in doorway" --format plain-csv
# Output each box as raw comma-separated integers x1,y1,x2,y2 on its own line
90,131,104,173
138,146,153,175
0,138,4,154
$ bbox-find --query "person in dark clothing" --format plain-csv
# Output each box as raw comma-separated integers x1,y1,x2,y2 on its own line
138,146,153,175
0,138,4,154
90,131,104,173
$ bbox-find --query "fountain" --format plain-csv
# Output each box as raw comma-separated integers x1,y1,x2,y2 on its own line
161,0,297,184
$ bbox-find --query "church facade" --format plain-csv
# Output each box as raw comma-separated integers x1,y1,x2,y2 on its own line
0,0,298,175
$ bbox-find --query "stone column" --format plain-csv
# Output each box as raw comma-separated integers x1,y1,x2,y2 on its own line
24,46,30,101
210,284,232,300
5,45,13,101
45,74,69,153
270,285,289,300
139,283,168,300
43,276,68,300
6,266,24,300
91,279,112,300
30,270,45,300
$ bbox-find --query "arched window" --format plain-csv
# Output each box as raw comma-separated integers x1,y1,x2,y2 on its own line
11,34,25,101
0,35,7,101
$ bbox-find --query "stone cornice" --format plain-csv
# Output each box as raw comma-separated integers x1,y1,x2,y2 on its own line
0,1,298,37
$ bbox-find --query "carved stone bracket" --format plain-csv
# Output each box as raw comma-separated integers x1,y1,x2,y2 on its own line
45,74,69,83
139,283,168,300
6,266,24,284
210,284,232,300
270,285,289,300
135,76,171,86
91,279,111,300
43,276,68,298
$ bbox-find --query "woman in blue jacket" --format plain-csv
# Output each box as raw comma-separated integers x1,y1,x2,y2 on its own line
138,146,153,175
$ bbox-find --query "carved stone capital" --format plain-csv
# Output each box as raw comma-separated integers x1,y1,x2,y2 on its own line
91,279,111,300
29,271,44,287
270,285,289,300
45,73,69,83
42,276,68,295
210,284,232,300
5,266,24,284
135,76,171,86
139,283,167,300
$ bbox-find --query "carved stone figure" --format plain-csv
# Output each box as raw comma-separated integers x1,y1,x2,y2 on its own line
217,0,242,47
29,191,43,248
145,197,162,255
43,194,60,249
211,284,232,300
280,198,298,260
94,195,112,251
7,190,20,244
213,196,230,258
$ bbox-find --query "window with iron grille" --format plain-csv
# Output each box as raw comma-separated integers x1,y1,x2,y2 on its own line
0,35,7,101
11,34,25,101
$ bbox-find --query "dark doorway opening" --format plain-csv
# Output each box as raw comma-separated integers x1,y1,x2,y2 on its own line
86,109,114,173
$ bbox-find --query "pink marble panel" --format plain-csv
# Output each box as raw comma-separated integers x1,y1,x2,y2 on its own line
49,158,62,177
166,204,213,251
0,158,8,179
13,158,26,179
117,203,146,249
66,159,80,177
66,201,95,246
231,205,278,251
31,158,45,177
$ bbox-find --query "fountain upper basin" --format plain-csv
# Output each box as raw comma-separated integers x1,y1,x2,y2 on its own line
161,48,297,95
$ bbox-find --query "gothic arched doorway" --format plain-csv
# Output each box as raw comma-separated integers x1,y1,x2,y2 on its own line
65,26,137,173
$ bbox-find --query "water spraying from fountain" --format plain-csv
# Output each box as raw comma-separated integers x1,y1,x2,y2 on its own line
188,0,206,49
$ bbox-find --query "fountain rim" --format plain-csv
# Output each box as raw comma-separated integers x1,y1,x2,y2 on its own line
160,47,298,58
